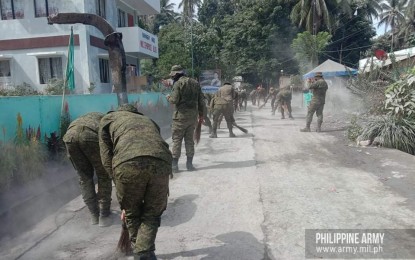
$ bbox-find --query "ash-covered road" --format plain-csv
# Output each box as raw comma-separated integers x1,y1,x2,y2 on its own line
1,101,415,260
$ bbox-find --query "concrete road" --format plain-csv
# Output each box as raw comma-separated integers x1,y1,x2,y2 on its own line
1,102,415,260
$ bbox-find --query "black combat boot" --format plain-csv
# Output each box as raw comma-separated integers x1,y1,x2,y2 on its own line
133,251,157,260
172,158,179,173
210,122,217,138
99,206,112,227
228,123,236,138
186,157,196,171
316,119,323,132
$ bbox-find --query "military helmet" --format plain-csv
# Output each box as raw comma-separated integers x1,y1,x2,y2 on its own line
169,65,184,76
117,103,138,113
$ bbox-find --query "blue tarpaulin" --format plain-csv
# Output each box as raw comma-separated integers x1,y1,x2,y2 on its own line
303,59,358,79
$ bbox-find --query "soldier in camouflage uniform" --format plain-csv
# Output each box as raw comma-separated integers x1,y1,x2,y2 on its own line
300,72,328,132
209,81,237,138
276,85,294,119
99,104,171,260
263,87,279,115
63,112,112,226
239,89,248,111
166,65,204,173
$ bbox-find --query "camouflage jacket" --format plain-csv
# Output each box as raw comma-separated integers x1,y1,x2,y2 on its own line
309,79,328,104
217,83,235,103
168,76,204,120
99,110,172,176
277,88,292,102
63,112,103,143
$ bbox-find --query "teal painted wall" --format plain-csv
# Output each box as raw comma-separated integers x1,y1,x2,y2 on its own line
0,93,173,142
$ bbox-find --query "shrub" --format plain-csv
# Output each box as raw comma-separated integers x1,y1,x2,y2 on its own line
44,78,67,95
0,82,40,96
347,115,363,141
359,116,415,155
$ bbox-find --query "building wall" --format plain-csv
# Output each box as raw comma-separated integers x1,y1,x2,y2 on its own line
0,93,173,142
0,0,159,94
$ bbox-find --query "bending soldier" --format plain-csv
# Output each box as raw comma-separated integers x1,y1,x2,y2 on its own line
277,86,294,119
99,104,171,260
63,112,112,226
210,81,237,138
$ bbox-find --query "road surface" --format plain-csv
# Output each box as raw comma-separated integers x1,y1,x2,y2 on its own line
1,100,415,260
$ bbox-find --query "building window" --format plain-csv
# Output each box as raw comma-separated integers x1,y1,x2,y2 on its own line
38,57,63,84
118,9,126,27
34,0,59,18
95,0,105,19
1,0,24,20
99,58,109,83
0,60,11,77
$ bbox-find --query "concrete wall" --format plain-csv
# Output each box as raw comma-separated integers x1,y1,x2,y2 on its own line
0,93,173,142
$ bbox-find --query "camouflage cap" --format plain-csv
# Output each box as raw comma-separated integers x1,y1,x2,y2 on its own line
315,72,323,78
223,80,232,85
117,103,138,113
169,65,184,76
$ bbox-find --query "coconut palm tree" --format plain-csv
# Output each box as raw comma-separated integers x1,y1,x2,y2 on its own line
179,0,202,23
378,0,408,49
354,0,382,21
153,0,178,33
289,0,352,33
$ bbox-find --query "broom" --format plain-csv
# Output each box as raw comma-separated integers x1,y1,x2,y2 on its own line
232,122,248,133
193,116,204,144
117,211,132,254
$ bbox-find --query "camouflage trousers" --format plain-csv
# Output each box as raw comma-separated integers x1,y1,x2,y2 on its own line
113,157,170,254
171,117,197,159
212,103,235,131
306,102,325,127
65,141,112,216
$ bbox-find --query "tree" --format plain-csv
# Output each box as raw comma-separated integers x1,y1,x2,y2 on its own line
291,31,332,72
179,0,202,23
354,0,382,22
378,0,408,49
288,0,352,33
151,0,179,34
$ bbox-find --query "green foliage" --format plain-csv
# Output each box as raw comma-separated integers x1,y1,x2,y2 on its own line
347,115,363,141
359,116,415,155
384,72,415,119
291,31,332,73
0,82,40,96
0,138,46,192
44,78,67,95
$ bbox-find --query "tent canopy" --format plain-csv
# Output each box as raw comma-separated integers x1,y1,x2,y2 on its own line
303,59,358,79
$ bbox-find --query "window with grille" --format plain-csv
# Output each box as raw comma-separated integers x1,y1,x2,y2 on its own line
34,0,59,17
118,9,126,27
99,58,109,83
95,0,105,19
1,0,24,20
0,60,11,77
38,57,63,84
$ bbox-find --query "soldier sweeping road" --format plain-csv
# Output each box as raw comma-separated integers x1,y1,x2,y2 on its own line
300,72,328,132
63,112,112,227
166,65,204,173
99,104,172,260
209,81,239,138
276,85,294,119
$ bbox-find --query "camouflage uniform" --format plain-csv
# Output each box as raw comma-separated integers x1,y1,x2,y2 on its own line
99,104,172,258
210,83,236,138
167,69,204,172
202,94,213,134
239,89,248,111
301,75,328,132
63,112,112,225
276,87,294,119
264,88,278,115
249,89,257,106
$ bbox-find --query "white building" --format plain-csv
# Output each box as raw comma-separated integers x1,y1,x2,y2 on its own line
0,0,160,94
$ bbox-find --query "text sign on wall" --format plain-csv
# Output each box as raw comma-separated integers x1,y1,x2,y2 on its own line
139,29,158,56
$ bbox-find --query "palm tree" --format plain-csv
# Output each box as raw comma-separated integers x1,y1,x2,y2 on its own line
179,0,202,23
378,0,408,49
354,0,382,22
153,0,178,34
289,0,352,33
